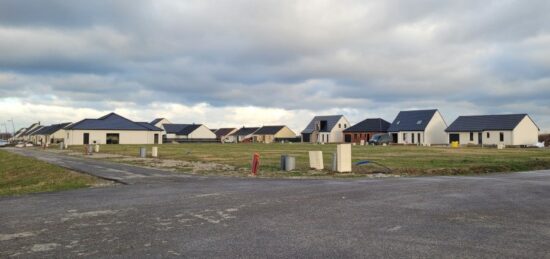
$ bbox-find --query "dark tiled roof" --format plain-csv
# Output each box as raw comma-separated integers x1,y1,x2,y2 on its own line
150,118,164,125
231,127,259,136
388,109,438,132
302,115,345,133
215,128,236,138
65,113,162,131
136,122,163,131
344,118,391,133
446,114,533,132
20,123,40,136
254,126,286,135
14,128,26,137
178,124,202,135
27,126,44,136
163,124,191,134
163,124,203,135
33,123,71,135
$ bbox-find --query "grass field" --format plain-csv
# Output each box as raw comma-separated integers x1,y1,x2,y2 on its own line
66,143,550,176
0,149,104,196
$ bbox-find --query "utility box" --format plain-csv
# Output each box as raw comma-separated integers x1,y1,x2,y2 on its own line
451,141,459,148
497,144,505,150
87,145,94,155
308,151,324,170
152,146,158,157
59,142,64,150
280,155,296,171
139,147,147,158
94,144,100,153
336,144,352,173
360,140,365,146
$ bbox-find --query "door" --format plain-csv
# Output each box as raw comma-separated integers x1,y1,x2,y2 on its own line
478,132,483,145
392,133,398,143
449,134,459,143
344,134,352,143
154,134,159,144
412,134,415,144
83,133,89,145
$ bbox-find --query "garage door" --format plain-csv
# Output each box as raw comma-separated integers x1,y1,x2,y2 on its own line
449,134,460,143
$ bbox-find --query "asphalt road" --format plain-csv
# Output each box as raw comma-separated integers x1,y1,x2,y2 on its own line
1,148,550,258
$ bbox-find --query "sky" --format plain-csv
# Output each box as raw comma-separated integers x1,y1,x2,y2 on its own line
0,0,549,134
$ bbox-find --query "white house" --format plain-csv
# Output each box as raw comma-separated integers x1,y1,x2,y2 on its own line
64,113,163,145
150,118,217,142
162,124,216,141
388,109,448,145
301,115,350,143
227,127,259,143
446,114,539,146
31,122,71,145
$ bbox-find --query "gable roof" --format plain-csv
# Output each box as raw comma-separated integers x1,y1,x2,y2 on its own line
163,124,203,135
445,114,534,132
150,118,165,125
254,125,286,135
20,123,40,136
14,128,26,137
214,128,236,138
231,127,259,136
178,124,202,135
388,109,438,132
27,126,44,136
65,113,162,131
302,115,345,134
32,123,71,135
344,118,391,133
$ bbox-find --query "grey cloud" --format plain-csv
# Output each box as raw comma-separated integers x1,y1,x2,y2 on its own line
0,0,549,130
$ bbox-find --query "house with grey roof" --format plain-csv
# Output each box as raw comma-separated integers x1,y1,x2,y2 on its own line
16,122,41,142
31,122,71,145
388,109,448,145
214,128,238,142
446,114,539,146
343,118,391,144
149,118,216,142
162,123,216,142
301,115,350,143
253,125,297,143
64,113,163,145
227,127,260,143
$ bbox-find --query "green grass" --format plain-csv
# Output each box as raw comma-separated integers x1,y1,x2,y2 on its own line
65,143,550,176
0,149,103,196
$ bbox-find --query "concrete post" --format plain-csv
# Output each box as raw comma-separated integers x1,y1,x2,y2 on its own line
94,144,99,153
140,147,147,158
152,146,158,158
308,151,324,170
336,144,352,173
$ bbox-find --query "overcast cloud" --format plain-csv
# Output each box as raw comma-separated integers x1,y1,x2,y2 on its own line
0,0,549,133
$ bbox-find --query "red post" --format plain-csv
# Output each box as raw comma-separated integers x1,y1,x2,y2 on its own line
251,153,260,176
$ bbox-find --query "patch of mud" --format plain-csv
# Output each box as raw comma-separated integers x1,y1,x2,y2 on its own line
116,157,238,175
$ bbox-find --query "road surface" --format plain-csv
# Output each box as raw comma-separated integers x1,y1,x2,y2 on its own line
1,148,550,258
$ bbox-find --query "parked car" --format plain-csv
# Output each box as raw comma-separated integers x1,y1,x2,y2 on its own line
368,133,393,145
0,140,8,147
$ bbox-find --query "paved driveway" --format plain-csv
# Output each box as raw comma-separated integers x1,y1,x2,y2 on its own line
1,148,550,258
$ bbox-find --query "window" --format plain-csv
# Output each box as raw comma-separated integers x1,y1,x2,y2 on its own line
403,133,407,142
500,132,504,142
344,124,347,128
416,120,422,125
470,132,474,141
338,123,341,129
106,133,120,144
417,133,421,143
487,132,490,138
396,121,400,125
